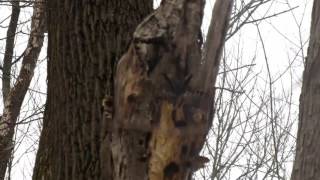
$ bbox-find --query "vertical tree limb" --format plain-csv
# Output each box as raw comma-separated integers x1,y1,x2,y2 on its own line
194,0,234,94
2,1,20,103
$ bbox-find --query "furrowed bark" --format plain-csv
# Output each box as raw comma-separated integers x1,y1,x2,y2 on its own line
32,1,152,179
0,0,45,179
291,1,320,179
114,0,233,179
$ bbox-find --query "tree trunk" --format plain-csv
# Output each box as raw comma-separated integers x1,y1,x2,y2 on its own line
2,1,20,104
32,1,152,179
113,0,233,179
0,2,20,179
0,1,45,179
33,0,233,179
291,1,320,180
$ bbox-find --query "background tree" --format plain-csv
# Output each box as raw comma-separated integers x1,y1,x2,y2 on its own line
291,0,320,179
0,0,46,179
195,0,310,179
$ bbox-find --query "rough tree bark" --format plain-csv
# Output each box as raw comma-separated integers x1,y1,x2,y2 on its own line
291,1,320,180
113,0,233,179
0,0,45,179
32,1,152,179
33,0,233,179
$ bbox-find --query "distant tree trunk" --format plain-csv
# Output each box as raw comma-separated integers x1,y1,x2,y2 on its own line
2,1,20,104
32,1,152,179
0,2,20,179
33,0,233,179
291,1,320,180
0,0,45,179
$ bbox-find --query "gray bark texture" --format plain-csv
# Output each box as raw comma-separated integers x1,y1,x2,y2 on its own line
291,1,320,180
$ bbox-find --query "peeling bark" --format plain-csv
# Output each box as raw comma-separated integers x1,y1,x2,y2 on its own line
114,0,233,179
291,1,320,179
0,1,45,179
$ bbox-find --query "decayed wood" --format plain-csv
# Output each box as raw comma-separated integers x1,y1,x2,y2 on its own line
114,0,233,179
0,0,45,178
291,1,320,179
